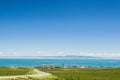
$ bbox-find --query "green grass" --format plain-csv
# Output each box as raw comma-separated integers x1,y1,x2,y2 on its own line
0,67,33,76
0,67,120,80
0,67,58,80
39,68,120,80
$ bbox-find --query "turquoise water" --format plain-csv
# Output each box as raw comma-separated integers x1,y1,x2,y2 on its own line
0,58,120,67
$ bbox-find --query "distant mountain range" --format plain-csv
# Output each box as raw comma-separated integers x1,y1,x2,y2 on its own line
43,55,99,59
1,55,120,59
0,55,100,59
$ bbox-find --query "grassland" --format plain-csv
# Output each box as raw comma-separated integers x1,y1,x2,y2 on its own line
0,67,58,80
39,68,120,80
0,67,34,76
0,67,120,80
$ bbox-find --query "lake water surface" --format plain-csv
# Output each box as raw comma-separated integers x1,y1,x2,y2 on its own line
0,58,120,67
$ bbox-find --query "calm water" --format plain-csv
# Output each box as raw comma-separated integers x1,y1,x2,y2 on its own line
0,58,120,67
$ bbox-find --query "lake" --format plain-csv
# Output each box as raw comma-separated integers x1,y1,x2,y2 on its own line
0,58,120,67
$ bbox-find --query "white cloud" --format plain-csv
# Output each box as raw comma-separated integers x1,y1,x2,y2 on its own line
36,50,66,56
36,51,42,54
0,52,3,55
58,51,64,54
1,50,117,58
57,51,64,55
36,51,54,56
0,52,17,56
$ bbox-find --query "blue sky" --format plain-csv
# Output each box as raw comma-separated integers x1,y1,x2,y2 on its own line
0,0,120,57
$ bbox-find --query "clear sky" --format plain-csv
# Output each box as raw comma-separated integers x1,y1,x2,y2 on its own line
0,0,120,57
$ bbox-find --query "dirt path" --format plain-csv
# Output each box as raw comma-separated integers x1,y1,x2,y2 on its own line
0,69,51,79
33,69,50,75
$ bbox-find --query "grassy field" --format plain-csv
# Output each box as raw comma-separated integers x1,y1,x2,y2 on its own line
0,67,34,76
0,67,58,80
0,67,120,80
39,68,120,80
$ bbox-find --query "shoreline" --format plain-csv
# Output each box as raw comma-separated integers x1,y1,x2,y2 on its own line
0,65,119,68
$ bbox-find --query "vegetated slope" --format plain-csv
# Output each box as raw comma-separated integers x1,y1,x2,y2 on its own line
39,68,120,80
0,68,59,80
0,67,33,76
